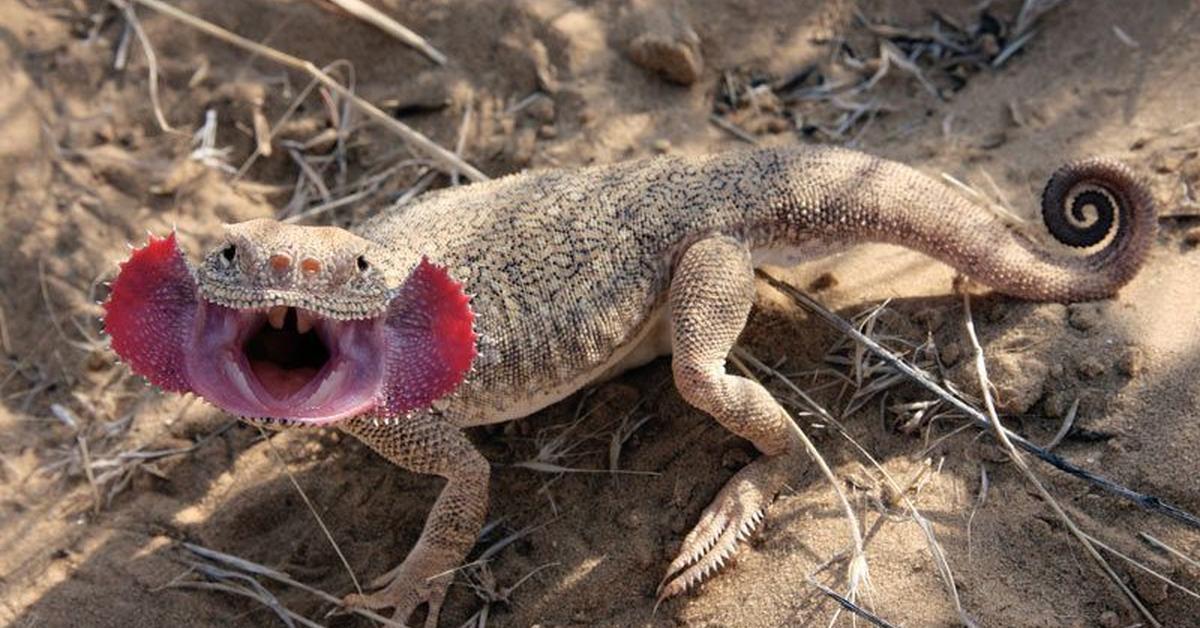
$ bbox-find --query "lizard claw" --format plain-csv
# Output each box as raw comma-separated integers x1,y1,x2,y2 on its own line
656,453,796,603
343,545,459,628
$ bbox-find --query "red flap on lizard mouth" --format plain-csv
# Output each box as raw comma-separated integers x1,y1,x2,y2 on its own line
103,233,197,392
381,257,477,415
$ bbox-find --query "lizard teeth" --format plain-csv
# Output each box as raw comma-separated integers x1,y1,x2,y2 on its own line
296,309,315,334
267,305,288,329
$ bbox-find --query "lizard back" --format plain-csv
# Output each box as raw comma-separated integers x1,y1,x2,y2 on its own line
357,146,1154,425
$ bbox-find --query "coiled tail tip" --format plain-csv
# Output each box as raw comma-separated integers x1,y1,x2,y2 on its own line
1039,157,1157,297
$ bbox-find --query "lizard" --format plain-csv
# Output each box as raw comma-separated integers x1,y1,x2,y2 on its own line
102,145,1155,626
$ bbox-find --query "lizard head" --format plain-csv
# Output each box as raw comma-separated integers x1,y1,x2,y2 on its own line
102,220,476,426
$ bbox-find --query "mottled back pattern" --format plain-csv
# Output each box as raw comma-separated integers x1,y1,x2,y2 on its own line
356,146,1153,426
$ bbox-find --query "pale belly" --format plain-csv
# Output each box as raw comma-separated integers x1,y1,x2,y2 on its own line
457,243,846,426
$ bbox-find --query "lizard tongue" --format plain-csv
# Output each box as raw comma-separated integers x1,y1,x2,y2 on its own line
381,257,477,415
103,232,197,392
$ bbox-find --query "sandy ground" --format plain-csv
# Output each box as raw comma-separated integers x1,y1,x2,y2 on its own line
2,0,1199,626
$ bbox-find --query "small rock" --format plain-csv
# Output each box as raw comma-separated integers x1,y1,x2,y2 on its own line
765,117,791,134
651,138,672,153
1098,610,1120,628
627,11,703,85
1067,303,1103,331
1151,151,1184,174
382,71,458,114
1077,355,1107,379
537,124,558,140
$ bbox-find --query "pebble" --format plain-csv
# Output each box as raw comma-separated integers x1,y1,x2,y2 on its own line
627,13,703,85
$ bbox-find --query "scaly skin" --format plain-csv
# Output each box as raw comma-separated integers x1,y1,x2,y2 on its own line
104,146,1155,625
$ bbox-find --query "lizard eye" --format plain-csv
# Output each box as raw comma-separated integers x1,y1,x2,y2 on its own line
220,244,237,264
356,255,370,272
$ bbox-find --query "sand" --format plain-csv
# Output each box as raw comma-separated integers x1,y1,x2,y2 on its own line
1,1,1198,626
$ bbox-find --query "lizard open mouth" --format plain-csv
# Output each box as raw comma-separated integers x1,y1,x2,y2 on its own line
246,307,330,397
183,302,387,423
103,233,477,426
244,307,331,399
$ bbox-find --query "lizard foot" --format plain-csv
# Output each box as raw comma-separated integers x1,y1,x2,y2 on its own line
343,545,460,628
657,452,796,602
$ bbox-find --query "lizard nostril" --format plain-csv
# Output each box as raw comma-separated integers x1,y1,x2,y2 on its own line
301,258,322,274
269,254,292,272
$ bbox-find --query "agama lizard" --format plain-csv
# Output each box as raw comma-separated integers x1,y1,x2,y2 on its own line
103,146,1155,626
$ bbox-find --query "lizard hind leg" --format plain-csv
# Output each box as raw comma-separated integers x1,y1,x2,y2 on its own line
657,236,807,602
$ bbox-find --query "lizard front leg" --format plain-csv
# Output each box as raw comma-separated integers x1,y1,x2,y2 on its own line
658,236,807,601
340,412,488,627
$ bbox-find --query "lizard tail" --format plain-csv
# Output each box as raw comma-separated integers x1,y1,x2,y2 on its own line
1032,157,1157,299
872,156,1156,303
994,157,1155,301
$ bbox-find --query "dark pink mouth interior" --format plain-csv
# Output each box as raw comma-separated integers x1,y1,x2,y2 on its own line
185,302,386,424
243,308,330,399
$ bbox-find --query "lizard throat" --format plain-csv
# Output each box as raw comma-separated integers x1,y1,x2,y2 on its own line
186,301,387,425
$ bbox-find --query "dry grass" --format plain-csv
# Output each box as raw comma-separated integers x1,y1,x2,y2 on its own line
166,542,403,627
128,0,487,182
712,0,1066,143
960,291,1158,626
726,352,873,622
735,344,974,627
753,268,1200,625
318,0,447,65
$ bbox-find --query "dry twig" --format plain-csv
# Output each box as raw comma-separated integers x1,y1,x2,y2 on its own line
755,269,1200,532
129,0,487,181
321,0,447,65
961,291,1158,626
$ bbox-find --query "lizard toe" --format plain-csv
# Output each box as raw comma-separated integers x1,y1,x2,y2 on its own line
656,453,794,603
343,545,458,626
